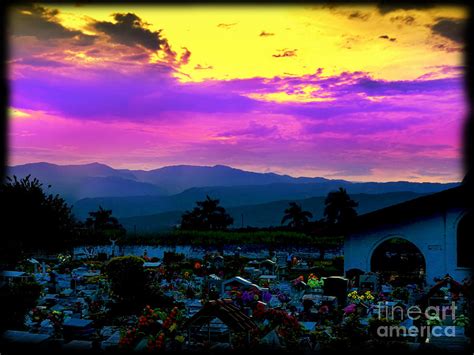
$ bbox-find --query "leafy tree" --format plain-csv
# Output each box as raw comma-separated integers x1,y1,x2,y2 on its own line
84,206,126,244
104,256,145,303
281,202,313,230
0,175,78,265
324,188,358,228
0,280,42,331
180,196,233,230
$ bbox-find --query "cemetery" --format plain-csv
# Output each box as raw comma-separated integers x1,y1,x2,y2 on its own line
0,243,471,353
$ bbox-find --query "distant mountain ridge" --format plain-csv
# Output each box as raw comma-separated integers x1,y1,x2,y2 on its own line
8,163,458,232
8,162,459,225
7,162,166,202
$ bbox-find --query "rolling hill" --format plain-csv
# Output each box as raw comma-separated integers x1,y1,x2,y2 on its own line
8,162,459,224
71,180,458,220
119,191,427,233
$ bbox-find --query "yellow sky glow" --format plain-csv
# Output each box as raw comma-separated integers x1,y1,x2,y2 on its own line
53,5,466,83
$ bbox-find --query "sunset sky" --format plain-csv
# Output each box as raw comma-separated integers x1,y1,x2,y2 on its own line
8,4,468,182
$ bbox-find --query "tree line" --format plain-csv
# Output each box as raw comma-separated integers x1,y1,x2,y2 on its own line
179,188,358,233
0,175,357,266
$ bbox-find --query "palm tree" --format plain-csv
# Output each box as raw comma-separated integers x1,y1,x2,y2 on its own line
324,188,358,227
86,206,121,230
85,206,125,242
281,202,313,230
180,196,234,230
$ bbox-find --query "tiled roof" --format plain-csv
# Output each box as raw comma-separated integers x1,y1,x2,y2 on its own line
350,185,469,233
184,299,257,332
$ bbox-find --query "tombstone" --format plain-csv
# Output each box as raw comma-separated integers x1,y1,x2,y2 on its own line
42,262,47,276
70,277,78,293
28,258,40,274
48,271,58,294
260,259,277,275
323,276,348,306
63,318,95,341
213,255,224,270
109,238,117,258
359,274,379,293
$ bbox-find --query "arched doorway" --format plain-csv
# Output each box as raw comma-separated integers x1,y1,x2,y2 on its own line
371,237,426,286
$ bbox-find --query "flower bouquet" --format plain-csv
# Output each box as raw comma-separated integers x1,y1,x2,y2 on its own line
47,310,65,338
307,274,324,289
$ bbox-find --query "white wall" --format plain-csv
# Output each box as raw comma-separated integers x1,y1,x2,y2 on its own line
344,208,470,286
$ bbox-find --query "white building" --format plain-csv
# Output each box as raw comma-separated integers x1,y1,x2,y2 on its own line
344,185,471,286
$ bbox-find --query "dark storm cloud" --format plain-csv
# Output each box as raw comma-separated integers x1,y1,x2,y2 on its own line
73,33,98,47
10,4,82,40
93,13,166,51
431,18,466,44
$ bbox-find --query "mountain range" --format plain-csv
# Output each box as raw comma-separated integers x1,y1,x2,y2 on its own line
7,162,459,231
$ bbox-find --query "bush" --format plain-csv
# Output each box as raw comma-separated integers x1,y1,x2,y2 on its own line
104,256,145,303
0,280,42,330
392,287,409,303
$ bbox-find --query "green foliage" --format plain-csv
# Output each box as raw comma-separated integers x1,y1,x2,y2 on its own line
123,230,344,248
0,280,42,331
104,256,145,303
320,314,369,350
83,206,126,244
324,187,358,227
180,195,233,230
392,287,410,302
0,175,78,264
281,202,313,230
454,314,470,327
55,259,85,274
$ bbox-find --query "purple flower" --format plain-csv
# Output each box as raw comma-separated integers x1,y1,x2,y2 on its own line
262,291,272,303
242,291,254,303
344,304,357,315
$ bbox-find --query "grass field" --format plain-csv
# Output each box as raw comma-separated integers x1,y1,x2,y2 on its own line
121,230,344,248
